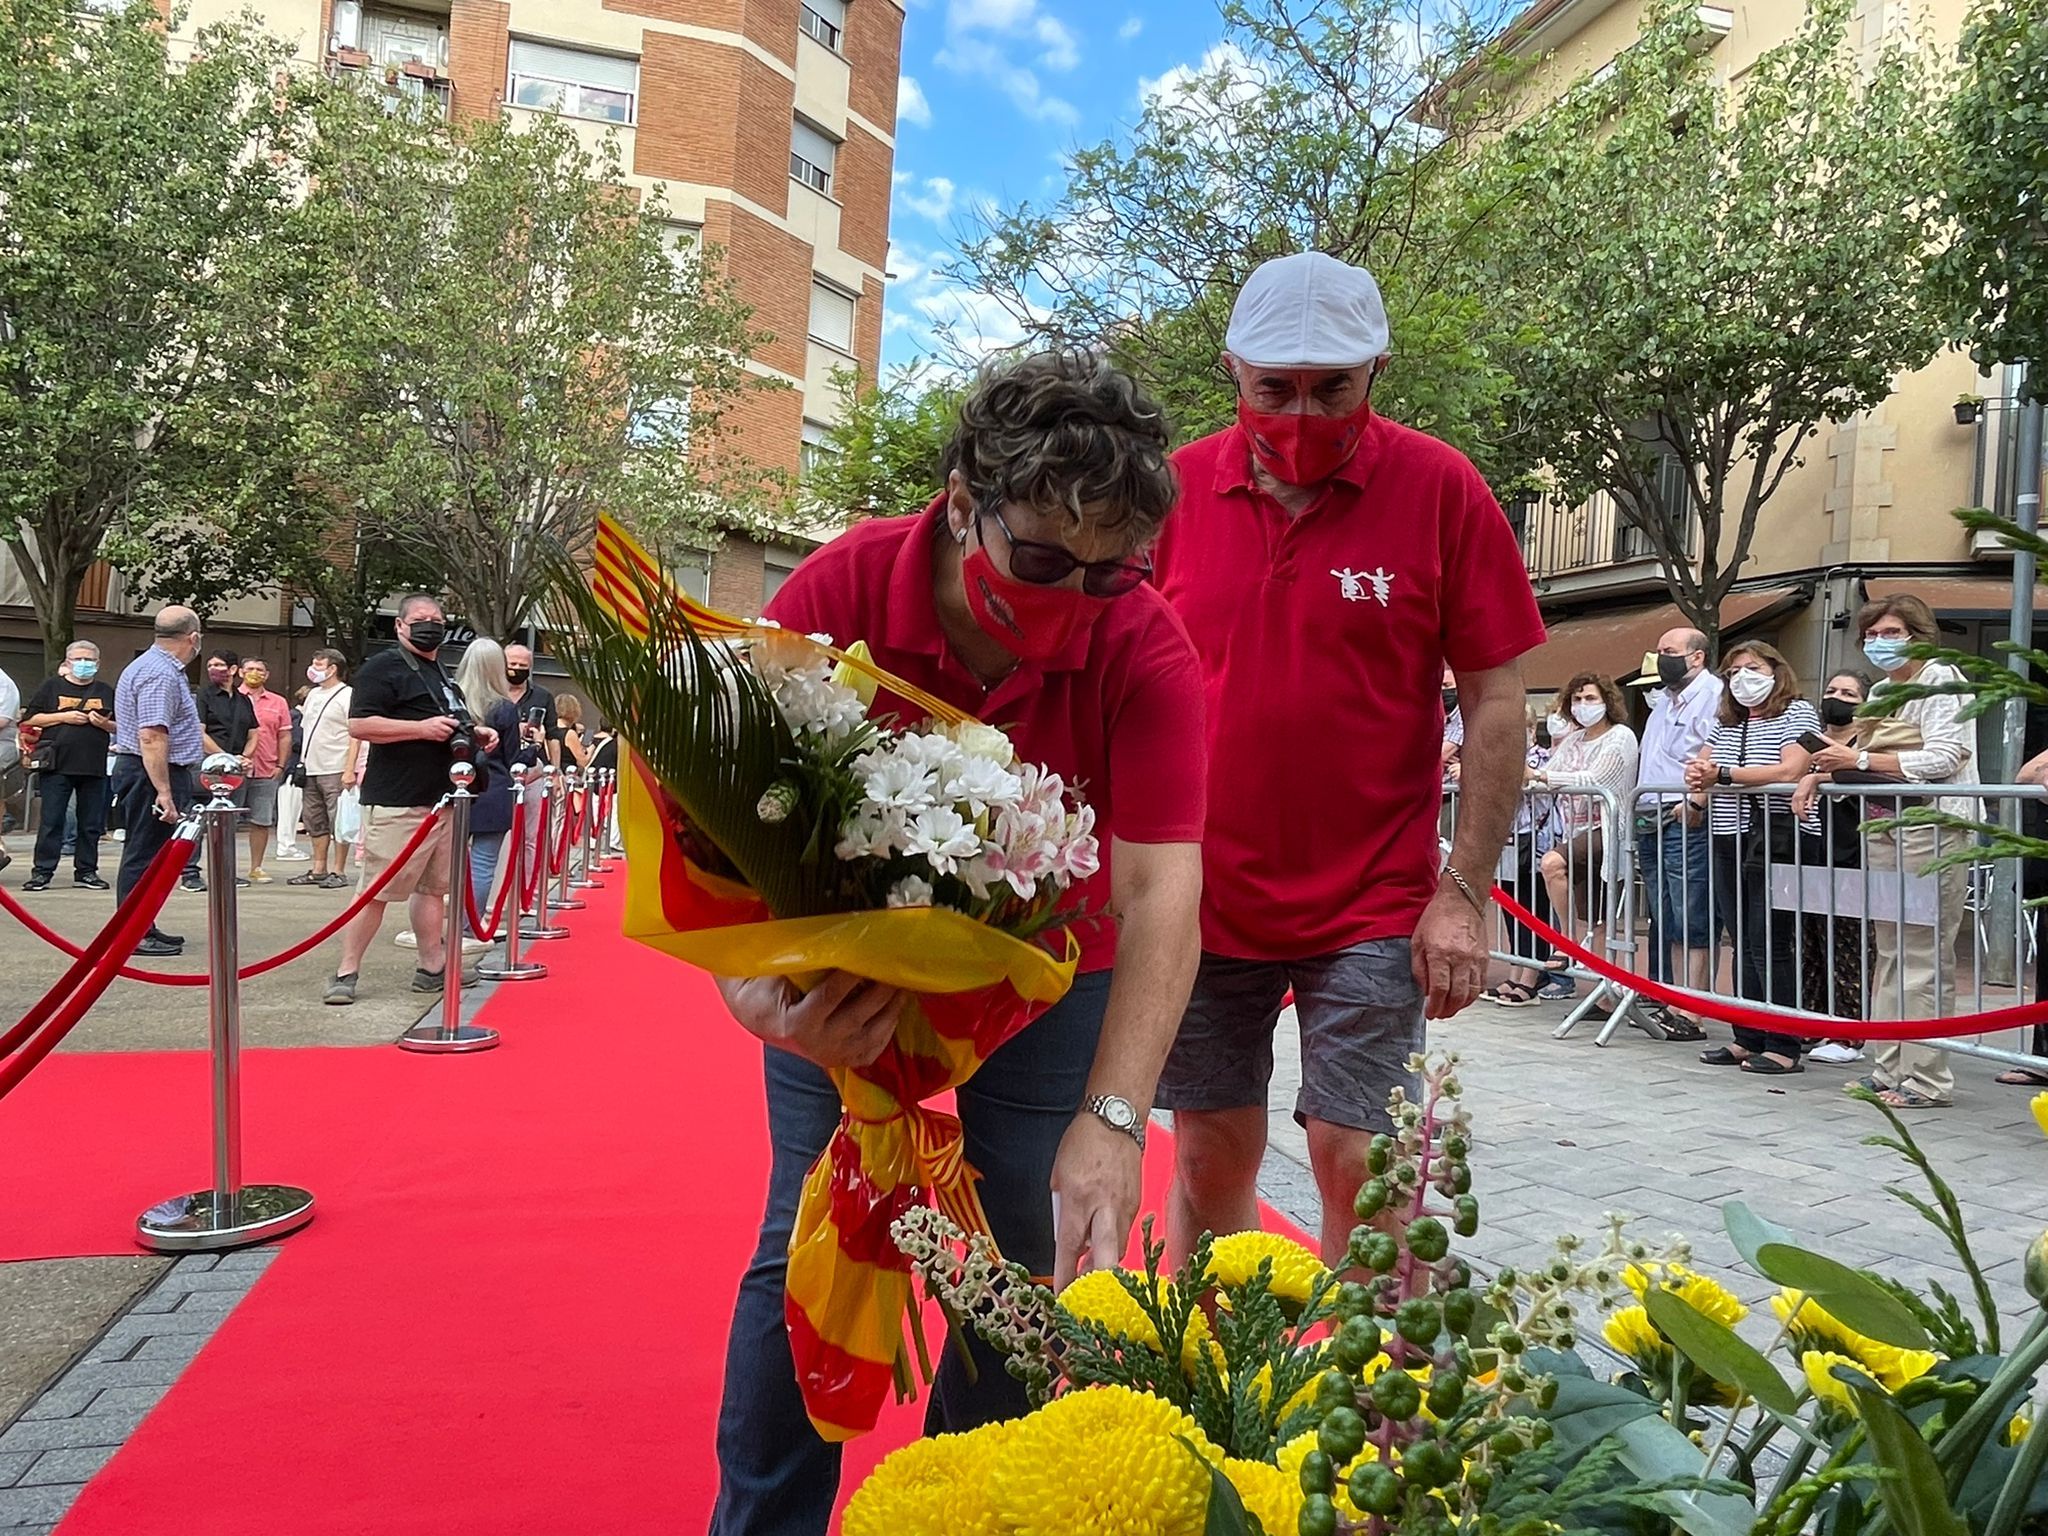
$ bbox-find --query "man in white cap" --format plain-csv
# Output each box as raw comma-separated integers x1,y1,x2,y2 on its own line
1151,251,1545,1266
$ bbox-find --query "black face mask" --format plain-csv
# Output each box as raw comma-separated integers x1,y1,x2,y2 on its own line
405,621,447,653
1657,654,1691,689
1441,689,1460,715
1821,696,1858,727
506,667,530,685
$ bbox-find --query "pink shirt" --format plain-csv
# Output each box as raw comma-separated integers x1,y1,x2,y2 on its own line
242,687,293,779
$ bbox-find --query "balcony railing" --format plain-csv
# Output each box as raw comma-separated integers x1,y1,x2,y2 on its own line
1514,459,1699,583
799,4,843,51
327,51,452,118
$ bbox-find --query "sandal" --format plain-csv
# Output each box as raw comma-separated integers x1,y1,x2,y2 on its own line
1876,1086,1951,1109
1660,1013,1707,1043
1486,981,1539,1009
1994,1067,2048,1087
1741,1055,1804,1076
287,871,322,886
1700,1046,1747,1067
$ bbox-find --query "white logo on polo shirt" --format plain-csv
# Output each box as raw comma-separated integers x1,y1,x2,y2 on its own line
1331,567,1394,606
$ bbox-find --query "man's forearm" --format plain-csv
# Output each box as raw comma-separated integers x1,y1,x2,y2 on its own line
140,731,172,797
350,718,425,745
1086,845,1202,1109
1448,674,1525,884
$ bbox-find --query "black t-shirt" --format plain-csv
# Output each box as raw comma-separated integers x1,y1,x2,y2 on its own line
509,680,559,760
591,734,618,774
350,646,466,808
198,682,257,756
24,675,116,777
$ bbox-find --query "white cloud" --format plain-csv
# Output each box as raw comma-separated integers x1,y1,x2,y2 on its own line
1138,42,1264,114
893,172,957,223
881,235,1043,362
897,75,933,128
1117,15,1143,41
934,0,1080,125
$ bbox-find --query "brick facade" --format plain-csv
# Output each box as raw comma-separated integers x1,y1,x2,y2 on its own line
732,51,797,216
708,535,770,617
843,0,902,131
715,378,806,478
855,275,884,388
700,201,813,380
742,0,800,71
602,0,741,29
448,0,510,123
835,122,891,272
635,32,740,188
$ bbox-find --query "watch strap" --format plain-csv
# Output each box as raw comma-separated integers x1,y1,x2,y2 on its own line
1084,1094,1147,1148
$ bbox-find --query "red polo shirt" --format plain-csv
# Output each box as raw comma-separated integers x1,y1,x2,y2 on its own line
764,499,1207,975
1152,416,1545,960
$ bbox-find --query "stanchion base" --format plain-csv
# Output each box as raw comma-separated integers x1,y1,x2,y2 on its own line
477,958,548,981
398,1022,501,1053
137,1185,316,1253
569,877,603,890
522,921,571,941
551,894,587,911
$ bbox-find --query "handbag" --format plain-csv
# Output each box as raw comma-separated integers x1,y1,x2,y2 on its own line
334,786,362,844
1738,718,1800,863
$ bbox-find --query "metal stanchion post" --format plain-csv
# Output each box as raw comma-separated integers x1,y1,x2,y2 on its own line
479,763,547,982
591,770,617,872
400,762,499,1053
138,756,317,1252
570,767,603,890
523,770,571,942
551,768,587,913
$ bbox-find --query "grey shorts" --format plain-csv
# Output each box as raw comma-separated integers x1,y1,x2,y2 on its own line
239,774,280,828
1155,940,1424,1134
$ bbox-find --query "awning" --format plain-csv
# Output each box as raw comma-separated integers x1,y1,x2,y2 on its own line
1861,575,2039,614
1520,586,1810,693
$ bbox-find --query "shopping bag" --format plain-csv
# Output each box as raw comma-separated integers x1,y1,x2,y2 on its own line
334,786,362,844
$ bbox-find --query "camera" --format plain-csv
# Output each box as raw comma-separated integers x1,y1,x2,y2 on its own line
446,702,477,765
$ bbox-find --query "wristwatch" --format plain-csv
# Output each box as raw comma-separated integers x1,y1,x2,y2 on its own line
1857,751,1871,772
1084,1093,1147,1149
1716,765,1732,786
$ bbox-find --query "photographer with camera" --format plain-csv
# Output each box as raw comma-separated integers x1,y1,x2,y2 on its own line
323,594,497,1007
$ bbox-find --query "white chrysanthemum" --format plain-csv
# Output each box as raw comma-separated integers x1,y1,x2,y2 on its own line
943,755,1024,818
837,806,909,860
887,875,935,908
904,807,982,874
859,750,940,812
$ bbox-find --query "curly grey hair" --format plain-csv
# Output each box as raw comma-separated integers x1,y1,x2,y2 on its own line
941,349,1178,544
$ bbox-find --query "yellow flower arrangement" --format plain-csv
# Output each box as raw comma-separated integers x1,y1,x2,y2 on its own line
1603,1305,1672,1371
987,1385,1224,1536
1771,1291,1939,1392
843,1422,1011,1536
1623,1263,1749,1327
2033,1090,2047,1138
1224,1456,1306,1536
1278,1429,1373,1519
1058,1268,1217,1374
1206,1231,1329,1305
1802,1351,1869,1417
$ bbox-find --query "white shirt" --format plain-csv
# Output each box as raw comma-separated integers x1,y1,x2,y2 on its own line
299,682,355,776
1637,669,1725,801
0,669,18,768
1873,660,1979,820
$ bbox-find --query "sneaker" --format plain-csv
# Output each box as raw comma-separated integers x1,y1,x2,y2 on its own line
72,874,109,890
276,847,312,862
1808,1041,1865,1066
179,872,205,892
1535,975,1577,1001
323,972,358,1006
21,874,50,891
410,966,480,994
136,933,183,957
460,936,492,955
395,930,419,949
233,876,252,888
248,868,274,884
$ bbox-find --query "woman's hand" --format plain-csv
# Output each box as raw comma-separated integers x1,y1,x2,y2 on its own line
1682,756,1715,791
1809,742,1861,774
1790,773,1822,821
715,971,907,1069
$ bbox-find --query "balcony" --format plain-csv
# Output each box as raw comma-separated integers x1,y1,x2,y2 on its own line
1514,458,1700,601
327,51,452,118
326,2,452,118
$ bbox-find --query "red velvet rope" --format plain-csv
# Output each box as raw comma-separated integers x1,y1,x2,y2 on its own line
1489,884,2048,1041
0,832,191,1098
564,787,587,846
548,793,576,876
462,799,525,942
0,806,449,987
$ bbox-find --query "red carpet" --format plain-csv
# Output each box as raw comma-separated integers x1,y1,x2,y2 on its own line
0,882,1300,1534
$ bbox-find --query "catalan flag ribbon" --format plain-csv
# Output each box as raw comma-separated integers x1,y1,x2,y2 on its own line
595,513,1078,1440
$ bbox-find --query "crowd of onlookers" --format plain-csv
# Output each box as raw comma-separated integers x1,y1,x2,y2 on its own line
1446,591,2048,1106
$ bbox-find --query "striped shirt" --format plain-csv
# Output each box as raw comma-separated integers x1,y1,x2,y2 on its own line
1707,699,1820,835
113,644,204,766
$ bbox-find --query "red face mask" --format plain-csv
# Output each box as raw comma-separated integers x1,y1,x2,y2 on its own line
961,544,1109,662
1236,395,1373,487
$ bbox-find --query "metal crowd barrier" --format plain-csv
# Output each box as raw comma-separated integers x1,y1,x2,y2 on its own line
1444,779,2048,1075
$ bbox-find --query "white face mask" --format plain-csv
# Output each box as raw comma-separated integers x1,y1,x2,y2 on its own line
1546,713,1571,740
1728,667,1776,708
1570,699,1606,728
308,666,331,685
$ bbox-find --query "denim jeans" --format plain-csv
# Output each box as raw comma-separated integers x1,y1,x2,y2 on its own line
112,757,200,908
467,832,504,938
710,968,1113,1536
33,771,108,879
1636,816,1711,984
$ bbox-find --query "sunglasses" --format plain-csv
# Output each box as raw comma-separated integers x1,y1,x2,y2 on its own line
978,503,1152,597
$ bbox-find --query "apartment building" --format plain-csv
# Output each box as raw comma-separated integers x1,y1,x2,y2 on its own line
0,0,901,685
1484,0,2036,739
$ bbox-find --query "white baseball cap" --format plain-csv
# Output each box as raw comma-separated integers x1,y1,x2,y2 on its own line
1225,252,1390,369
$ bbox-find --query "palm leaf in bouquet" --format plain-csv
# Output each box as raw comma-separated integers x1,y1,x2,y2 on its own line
536,538,847,918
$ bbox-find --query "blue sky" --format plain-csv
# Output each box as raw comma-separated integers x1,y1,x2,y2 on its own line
883,0,1231,370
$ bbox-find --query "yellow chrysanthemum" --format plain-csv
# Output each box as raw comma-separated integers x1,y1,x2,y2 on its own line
1278,1430,1374,1519
1603,1305,1672,1368
1802,1351,1869,1417
1247,1363,1322,1420
1059,1268,1216,1374
1771,1292,1940,1391
988,1386,1222,1536
1224,1457,1306,1536
844,1422,1011,1536
1207,1231,1328,1305
2032,1091,2048,1138
1624,1263,1749,1327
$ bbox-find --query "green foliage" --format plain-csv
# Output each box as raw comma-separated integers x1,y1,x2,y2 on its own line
1932,0,2048,390
1468,0,1949,651
0,0,311,668
801,364,962,521
941,0,1541,484
293,94,773,639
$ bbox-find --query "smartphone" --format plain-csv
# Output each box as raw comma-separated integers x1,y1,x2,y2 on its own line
1796,731,1829,754
525,705,547,728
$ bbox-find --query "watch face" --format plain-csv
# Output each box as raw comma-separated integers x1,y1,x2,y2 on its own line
1101,1097,1135,1130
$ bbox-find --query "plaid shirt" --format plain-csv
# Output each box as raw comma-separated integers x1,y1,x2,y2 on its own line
113,645,204,765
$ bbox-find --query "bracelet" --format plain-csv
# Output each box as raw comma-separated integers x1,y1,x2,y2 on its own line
1441,863,1486,914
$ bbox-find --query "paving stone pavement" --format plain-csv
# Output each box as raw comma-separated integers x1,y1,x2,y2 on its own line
1238,999,2048,1351
0,1251,276,1532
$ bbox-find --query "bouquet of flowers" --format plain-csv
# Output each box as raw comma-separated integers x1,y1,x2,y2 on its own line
544,514,1094,1440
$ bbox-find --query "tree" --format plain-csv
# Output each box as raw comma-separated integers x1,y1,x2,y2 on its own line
0,0,311,670
800,363,963,520
943,0,1537,482
1932,0,2048,392
291,92,776,641
1471,0,1948,655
